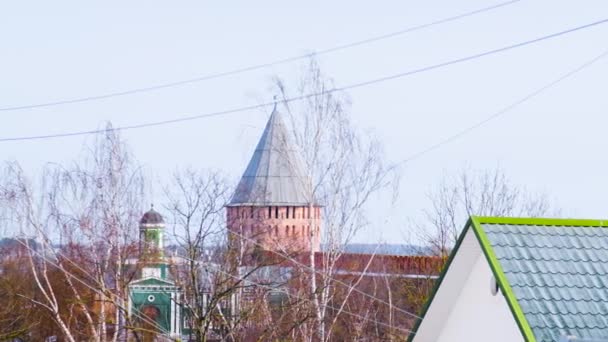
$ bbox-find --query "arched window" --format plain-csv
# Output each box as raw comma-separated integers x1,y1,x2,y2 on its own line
292,225,296,236
268,207,272,219
285,226,290,236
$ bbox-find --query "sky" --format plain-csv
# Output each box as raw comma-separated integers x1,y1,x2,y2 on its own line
1,1,608,244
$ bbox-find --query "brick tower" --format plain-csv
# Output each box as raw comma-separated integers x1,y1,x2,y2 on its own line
227,105,321,254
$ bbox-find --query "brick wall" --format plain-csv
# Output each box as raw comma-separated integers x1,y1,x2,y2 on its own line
226,205,321,253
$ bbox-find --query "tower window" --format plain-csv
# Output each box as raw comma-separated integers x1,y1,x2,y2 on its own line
286,206,290,219
275,207,279,219
285,226,289,236
268,207,272,219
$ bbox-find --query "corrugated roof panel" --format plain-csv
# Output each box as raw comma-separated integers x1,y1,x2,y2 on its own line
483,223,608,342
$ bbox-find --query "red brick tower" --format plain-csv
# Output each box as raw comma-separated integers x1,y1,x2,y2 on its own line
227,106,321,253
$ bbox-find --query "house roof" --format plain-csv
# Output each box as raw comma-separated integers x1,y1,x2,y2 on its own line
228,106,314,206
411,216,608,342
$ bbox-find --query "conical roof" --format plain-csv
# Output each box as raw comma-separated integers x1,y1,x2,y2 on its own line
229,107,313,206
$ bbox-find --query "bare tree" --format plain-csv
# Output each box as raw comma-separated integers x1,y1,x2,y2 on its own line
164,168,231,341
0,125,151,341
164,169,292,341
274,58,396,341
417,167,556,257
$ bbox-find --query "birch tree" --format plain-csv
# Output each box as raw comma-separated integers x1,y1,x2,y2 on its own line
0,126,150,341
416,167,556,257
274,58,396,341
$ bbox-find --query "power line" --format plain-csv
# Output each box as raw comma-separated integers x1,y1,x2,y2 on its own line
2,18,607,143
4,45,606,341
0,0,521,112
310,46,608,204
211,43,608,325
393,47,608,166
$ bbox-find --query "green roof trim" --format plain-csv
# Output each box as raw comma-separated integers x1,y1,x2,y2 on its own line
474,216,608,227
470,216,536,342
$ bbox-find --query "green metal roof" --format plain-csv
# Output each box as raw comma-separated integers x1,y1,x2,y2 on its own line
410,216,608,342
477,217,608,342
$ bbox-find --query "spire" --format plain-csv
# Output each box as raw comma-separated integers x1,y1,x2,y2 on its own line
229,105,312,206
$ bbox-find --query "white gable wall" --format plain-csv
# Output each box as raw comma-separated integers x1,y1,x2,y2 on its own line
413,228,522,342
436,251,522,341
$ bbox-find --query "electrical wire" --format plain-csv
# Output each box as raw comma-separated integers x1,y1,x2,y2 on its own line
3,28,607,341
0,0,521,112
309,46,608,204
393,48,608,166
1,18,606,142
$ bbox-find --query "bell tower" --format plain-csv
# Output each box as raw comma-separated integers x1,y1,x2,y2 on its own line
138,205,168,279
227,105,321,254
128,207,182,337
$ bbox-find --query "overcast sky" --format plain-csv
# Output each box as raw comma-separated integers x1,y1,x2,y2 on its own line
2,1,607,243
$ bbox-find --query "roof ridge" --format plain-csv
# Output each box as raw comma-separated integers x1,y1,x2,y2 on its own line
473,216,608,227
